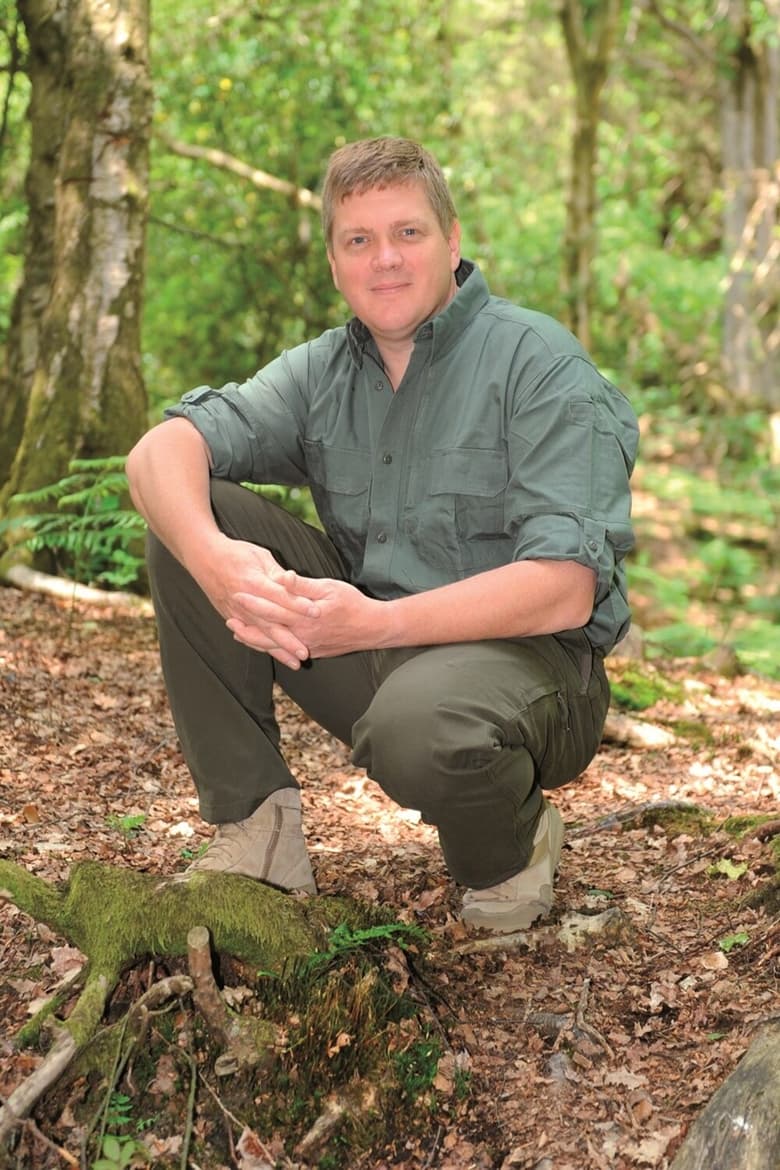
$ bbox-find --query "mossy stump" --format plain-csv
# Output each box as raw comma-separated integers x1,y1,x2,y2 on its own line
0,860,432,1166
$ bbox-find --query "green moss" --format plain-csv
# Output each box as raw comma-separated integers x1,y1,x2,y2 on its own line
720,813,777,838
668,719,715,745
635,804,715,836
609,665,683,712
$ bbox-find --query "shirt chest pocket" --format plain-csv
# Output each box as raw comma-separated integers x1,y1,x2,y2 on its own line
303,441,371,576
411,448,510,575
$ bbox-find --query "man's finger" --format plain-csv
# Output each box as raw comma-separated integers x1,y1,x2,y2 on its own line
233,588,319,620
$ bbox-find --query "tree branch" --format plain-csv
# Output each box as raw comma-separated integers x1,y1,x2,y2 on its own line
156,132,322,211
646,0,717,66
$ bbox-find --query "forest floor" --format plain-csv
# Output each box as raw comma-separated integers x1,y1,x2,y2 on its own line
0,582,778,1170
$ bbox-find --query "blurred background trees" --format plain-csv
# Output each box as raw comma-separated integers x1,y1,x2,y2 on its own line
0,0,778,673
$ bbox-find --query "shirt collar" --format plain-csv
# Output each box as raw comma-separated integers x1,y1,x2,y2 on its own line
346,259,490,367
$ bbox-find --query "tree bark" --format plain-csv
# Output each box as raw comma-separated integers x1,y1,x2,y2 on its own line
670,1024,780,1170
0,0,152,559
721,0,780,409
0,0,69,482
558,0,623,349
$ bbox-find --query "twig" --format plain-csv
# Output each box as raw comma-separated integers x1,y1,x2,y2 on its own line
573,977,614,1060
157,132,322,210
186,925,277,1075
569,799,707,838
423,1123,445,1167
81,974,194,1167
654,842,725,889
90,1006,132,1160
180,1045,198,1170
22,1115,80,1167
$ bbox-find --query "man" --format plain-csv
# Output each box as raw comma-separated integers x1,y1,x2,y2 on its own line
127,136,638,933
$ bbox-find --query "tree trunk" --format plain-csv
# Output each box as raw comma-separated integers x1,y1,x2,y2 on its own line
0,0,69,483
558,0,623,350
670,1024,780,1170
0,0,151,559
721,0,780,409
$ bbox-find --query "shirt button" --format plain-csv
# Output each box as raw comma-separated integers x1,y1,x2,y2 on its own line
377,532,388,544
374,380,384,391
382,453,393,464
588,540,599,551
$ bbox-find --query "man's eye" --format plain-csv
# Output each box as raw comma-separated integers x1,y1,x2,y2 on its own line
400,227,418,237
348,236,367,246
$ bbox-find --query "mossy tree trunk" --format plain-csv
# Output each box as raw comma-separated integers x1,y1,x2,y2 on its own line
0,0,151,565
0,0,68,487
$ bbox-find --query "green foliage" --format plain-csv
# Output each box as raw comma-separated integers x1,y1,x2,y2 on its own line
304,920,429,977
91,1092,150,1170
145,0,457,405
4,0,778,677
718,931,749,953
393,1036,442,1101
106,814,147,839
248,482,319,527
0,458,147,589
0,3,29,340
706,857,749,880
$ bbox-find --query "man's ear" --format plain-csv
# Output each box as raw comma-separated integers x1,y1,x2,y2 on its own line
449,220,462,270
327,249,340,292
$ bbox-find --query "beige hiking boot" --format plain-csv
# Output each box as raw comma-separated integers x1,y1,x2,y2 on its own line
183,789,316,894
460,800,564,932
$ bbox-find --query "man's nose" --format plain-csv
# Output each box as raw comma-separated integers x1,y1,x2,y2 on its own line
372,239,402,268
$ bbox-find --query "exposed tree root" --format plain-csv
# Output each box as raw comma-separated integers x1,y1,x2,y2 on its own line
0,859,364,1149
187,924,278,1076
295,1083,378,1161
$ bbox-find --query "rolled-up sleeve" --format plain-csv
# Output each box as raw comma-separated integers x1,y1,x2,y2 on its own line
507,354,638,646
164,347,314,485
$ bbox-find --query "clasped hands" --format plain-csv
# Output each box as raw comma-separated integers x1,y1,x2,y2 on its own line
198,538,382,671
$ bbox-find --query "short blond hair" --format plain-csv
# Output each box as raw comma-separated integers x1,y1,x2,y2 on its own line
321,137,458,245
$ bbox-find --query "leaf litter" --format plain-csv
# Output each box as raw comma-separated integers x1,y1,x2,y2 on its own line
0,584,778,1169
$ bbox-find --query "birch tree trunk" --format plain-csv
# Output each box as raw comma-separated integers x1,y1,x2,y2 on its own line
0,0,151,558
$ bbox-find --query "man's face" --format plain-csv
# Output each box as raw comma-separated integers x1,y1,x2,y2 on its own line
327,182,461,350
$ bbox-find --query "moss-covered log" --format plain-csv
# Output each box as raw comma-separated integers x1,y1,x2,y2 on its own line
670,1025,780,1170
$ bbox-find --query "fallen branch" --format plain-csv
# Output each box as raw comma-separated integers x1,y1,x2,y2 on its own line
601,710,676,749
2,563,152,613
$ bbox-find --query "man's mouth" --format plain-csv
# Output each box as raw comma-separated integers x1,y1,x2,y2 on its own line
371,281,410,293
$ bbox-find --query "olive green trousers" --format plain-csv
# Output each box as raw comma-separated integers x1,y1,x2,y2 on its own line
147,480,610,888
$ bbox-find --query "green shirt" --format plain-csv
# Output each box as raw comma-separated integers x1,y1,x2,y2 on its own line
167,262,639,652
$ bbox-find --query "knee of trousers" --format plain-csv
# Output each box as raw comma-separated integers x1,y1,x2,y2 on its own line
351,684,506,816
